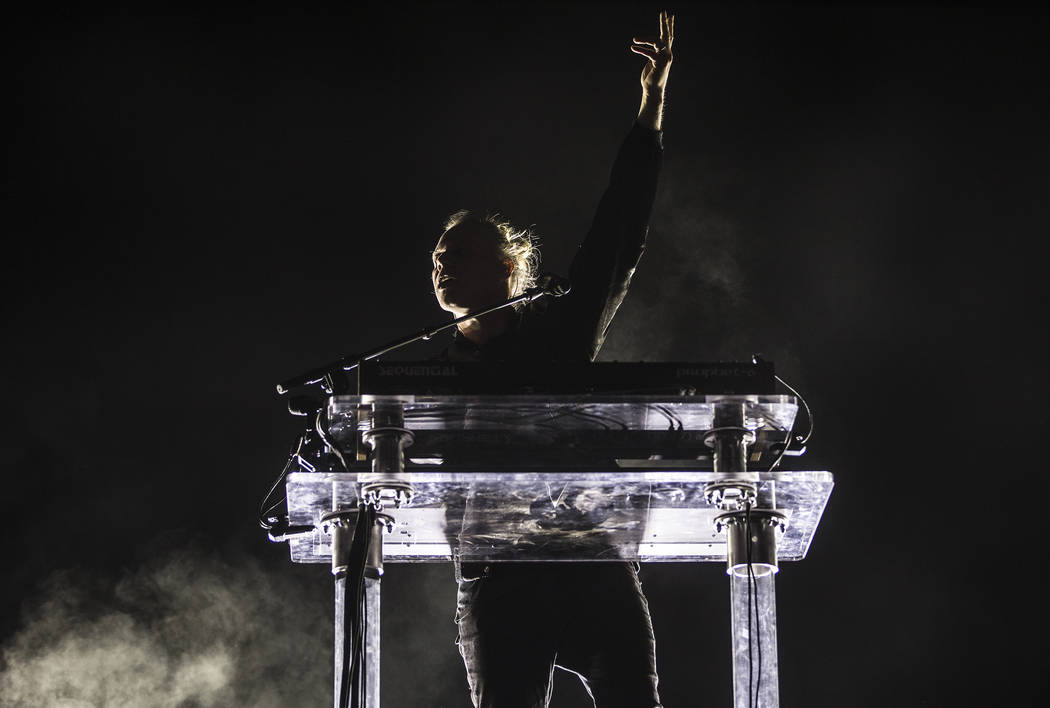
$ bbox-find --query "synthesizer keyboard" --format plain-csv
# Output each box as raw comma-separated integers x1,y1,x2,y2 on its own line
343,360,776,396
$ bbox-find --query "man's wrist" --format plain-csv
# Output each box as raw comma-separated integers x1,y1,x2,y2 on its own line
641,87,666,104
637,91,665,132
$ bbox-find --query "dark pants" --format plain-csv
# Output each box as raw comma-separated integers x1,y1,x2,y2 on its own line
455,562,662,708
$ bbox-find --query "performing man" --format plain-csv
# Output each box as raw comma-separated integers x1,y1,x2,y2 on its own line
431,11,675,708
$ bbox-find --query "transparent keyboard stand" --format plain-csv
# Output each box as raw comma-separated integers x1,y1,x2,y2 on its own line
285,395,834,708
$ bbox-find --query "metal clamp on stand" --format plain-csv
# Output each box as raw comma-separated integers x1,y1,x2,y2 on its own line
360,403,415,509
322,509,395,579
714,510,787,578
703,399,758,510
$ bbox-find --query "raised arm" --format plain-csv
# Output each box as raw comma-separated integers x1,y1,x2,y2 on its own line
632,11,675,131
552,12,675,361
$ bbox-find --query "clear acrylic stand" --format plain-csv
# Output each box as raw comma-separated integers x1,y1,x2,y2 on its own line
282,395,833,708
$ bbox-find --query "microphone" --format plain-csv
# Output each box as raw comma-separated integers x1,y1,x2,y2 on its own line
275,273,572,396
288,395,323,417
527,273,572,299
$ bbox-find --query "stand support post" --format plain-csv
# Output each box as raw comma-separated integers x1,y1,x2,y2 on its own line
324,510,392,708
716,510,786,708
704,399,786,708
322,400,415,708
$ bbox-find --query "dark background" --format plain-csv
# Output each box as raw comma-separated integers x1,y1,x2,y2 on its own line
3,1,1046,706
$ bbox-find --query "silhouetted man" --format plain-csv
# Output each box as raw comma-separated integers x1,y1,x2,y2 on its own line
433,12,674,708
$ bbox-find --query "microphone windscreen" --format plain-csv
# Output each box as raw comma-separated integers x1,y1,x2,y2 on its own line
288,395,322,417
537,273,571,297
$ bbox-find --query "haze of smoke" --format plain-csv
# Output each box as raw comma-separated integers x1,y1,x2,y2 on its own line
601,172,762,363
0,545,331,707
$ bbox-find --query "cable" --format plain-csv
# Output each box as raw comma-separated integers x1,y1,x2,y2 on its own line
745,502,766,708
766,373,815,473
652,405,684,431
339,503,376,708
258,434,305,530
775,374,813,445
745,503,755,708
408,404,631,431
316,410,349,471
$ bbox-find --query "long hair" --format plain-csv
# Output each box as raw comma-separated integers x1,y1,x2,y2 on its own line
443,210,540,297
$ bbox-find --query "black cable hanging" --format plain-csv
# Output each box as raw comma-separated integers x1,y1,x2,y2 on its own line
258,434,306,531
339,502,377,708
745,501,763,708
766,373,815,473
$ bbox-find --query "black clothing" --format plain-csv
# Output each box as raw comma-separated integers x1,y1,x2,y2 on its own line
456,563,661,708
449,123,664,708
443,123,663,365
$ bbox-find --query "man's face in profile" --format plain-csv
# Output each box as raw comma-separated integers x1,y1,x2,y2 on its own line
432,224,514,316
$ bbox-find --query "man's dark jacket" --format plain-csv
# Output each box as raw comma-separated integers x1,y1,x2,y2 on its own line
442,123,663,364
443,123,663,583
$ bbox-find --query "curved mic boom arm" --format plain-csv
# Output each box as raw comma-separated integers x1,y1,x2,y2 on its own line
275,274,571,395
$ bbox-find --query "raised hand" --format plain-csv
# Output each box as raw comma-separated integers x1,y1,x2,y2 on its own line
631,10,675,97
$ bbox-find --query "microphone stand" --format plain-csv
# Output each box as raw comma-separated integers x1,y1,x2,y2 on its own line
271,276,567,708
276,280,566,395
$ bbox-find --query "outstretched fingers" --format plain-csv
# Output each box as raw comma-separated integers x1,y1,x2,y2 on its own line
632,10,674,57
630,43,659,61
659,10,674,48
